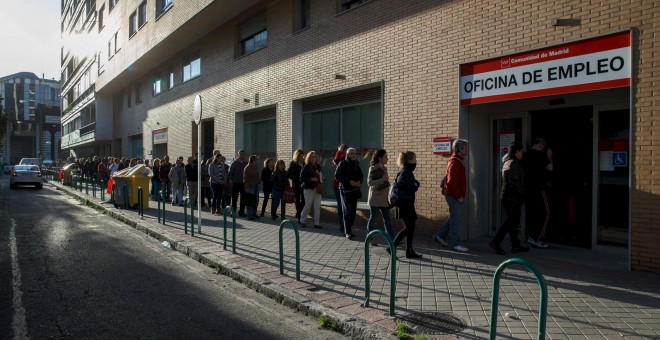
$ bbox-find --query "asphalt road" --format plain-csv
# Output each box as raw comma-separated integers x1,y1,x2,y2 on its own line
0,178,344,339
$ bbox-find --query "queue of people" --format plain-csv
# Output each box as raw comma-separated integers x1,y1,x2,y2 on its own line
63,137,553,260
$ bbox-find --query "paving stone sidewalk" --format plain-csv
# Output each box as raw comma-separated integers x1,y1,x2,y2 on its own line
52,181,660,339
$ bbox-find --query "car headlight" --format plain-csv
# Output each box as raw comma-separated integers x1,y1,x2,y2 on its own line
11,172,17,177
37,173,42,177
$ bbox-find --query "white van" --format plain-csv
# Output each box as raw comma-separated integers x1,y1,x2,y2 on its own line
19,158,40,166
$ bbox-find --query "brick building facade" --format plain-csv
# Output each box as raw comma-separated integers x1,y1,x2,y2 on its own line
60,0,660,271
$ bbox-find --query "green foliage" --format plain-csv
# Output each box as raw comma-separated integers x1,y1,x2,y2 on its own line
394,321,411,340
318,315,338,331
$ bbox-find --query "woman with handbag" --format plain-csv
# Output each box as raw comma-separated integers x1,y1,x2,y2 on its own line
299,151,323,229
270,160,289,220
366,149,394,239
260,158,274,217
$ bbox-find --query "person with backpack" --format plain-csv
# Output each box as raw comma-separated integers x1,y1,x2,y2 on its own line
387,151,422,259
433,139,470,252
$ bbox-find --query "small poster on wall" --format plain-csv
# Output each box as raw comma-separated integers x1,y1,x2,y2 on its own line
499,132,516,170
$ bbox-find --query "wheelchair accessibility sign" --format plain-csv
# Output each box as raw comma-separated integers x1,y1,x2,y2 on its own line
612,152,628,167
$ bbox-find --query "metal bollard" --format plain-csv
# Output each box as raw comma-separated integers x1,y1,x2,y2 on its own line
157,189,162,223
160,190,166,225
222,206,236,254
364,229,397,316
489,258,548,340
138,187,143,217
101,180,105,201
278,219,301,281
92,178,96,198
183,198,195,236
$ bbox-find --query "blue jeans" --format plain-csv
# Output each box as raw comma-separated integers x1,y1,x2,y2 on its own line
211,183,223,211
334,187,345,231
434,196,463,247
271,189,286,218
366,206,393,240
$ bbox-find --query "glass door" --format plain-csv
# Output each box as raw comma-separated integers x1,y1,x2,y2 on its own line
491,113,527,236
593,104,630,251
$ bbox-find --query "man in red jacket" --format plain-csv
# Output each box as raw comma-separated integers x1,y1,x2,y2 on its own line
434,139,470,252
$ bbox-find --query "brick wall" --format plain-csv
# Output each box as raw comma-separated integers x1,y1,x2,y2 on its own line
103,0,659,271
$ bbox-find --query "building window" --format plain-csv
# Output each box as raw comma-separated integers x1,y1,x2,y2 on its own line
156,0,172,17
152,76,162,96
136,84,142,103
129,11,138,36
294,0,310,31
98,4,105,31
238,12,267,57
182,51,200,82
109,0,118,11
109,30,121,58
339,0,370,12
302,100,382,201
168,69,174,89
138,1,147,27
127,90,132,108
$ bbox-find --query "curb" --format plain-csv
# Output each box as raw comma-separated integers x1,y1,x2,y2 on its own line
52,182,396,339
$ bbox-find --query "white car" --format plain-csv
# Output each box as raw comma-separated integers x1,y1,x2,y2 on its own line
10,165,44,189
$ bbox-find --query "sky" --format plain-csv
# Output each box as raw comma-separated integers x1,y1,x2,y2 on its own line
0,0,61,80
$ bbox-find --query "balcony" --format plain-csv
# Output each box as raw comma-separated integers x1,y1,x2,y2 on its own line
80,122,95,136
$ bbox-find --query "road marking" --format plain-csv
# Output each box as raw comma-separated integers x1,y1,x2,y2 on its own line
10,218,28,339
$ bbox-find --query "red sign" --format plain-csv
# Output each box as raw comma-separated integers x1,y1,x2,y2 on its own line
459,31,631,105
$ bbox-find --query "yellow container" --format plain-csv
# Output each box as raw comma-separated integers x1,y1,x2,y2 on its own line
124,164,153,209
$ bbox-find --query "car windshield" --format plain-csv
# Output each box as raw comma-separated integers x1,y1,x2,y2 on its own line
15,165,40,171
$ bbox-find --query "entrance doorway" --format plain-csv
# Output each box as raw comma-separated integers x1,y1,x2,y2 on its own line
530,106,593,248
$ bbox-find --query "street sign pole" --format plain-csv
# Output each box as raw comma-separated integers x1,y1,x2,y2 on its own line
193,95,203,234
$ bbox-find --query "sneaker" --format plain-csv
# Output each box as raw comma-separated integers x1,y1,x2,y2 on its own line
452,245,469,252
405,250,423,259
345,233,355,239
433,235,449,247
313,225,323,229
527,237,549,248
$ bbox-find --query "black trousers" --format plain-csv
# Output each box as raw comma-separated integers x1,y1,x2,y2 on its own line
341,192,359,234
261,189,271,216
525,190,550,240
293,186,304,219
231,182,246,214
493,199,522,247
393,199,417,250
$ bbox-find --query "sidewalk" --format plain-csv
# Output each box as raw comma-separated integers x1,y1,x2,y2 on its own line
51,181,660,339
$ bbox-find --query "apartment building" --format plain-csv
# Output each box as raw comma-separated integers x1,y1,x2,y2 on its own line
59,0,660,271
1,72,61,165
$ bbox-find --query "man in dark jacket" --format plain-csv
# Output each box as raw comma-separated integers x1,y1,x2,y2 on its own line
185,156,198,206
335,147,363,239
228,150,247,217
490,142,529,255
159,155,173,200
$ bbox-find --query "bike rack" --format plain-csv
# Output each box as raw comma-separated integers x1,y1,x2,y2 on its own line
184,198,195,236
138,187,144,217
489,258,548,340
363,229,397,316
222,206,236,254
158,190,166,224
278,219,300,281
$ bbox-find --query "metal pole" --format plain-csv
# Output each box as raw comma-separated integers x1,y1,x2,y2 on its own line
364,229,396,316
489,258,548,340
223,206,236,253
184,198,189,234
278,219,301,281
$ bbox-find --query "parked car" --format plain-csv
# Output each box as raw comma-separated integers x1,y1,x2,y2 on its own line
10,165,43,189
